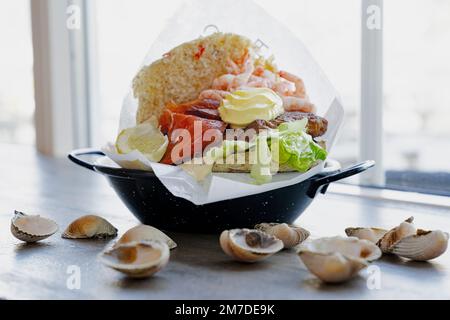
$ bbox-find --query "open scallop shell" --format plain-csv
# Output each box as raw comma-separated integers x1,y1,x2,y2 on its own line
115,225,177,249
345,227,388,244
298,236,382,283
99,240,169,278
255,223,310,248
220,228,284,263
11,210,58,243
62,215,118,239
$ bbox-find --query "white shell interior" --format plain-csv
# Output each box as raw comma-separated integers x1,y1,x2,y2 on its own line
14,216,58,235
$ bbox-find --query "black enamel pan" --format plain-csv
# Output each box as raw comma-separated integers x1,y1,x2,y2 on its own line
68,149,374,233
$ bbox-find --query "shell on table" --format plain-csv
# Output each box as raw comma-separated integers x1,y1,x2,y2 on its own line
219,228,284,263
62,215,118,239
377,217,417,253
98,240,170,278
255,223,310,249
345,217,449,261
390,229,449,261
298,236,382,283
11,210,58,243
345,227,388,244
115,225,177,250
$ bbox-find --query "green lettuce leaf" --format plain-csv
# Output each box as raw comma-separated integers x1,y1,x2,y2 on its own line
276,119,327,172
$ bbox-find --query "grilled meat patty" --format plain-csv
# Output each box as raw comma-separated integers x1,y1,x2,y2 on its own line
245,112,328,138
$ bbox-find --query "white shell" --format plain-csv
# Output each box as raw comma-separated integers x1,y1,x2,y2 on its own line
255,223,310,248
220,228,284,263
62,215,118,239
377,217,416,253
345,227,387,244
349,217,449,261
115,225,177,249
391,230,449,261
99,240,169,278
298,236,382,283
11,211,58,243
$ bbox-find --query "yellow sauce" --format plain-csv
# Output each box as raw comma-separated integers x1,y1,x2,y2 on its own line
219,88,284,126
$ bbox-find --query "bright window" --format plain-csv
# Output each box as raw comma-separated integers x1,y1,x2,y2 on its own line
95,0,183,143
384,0,450,195
0,0,35,145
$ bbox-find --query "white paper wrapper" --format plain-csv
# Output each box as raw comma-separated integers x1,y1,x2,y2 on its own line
104,0,344,205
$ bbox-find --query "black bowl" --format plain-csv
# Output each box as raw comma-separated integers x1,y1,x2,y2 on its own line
68,149,374,233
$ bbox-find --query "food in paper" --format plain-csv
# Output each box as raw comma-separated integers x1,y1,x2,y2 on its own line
111,33,328,184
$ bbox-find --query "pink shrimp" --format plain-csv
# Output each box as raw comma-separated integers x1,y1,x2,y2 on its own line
212,58,255,91
245,75,273,88
272,79,296,96
198,89,229,101
282,96,316,113
279,70,306,98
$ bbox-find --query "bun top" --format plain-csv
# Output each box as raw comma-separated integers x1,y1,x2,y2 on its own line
133,33,255,124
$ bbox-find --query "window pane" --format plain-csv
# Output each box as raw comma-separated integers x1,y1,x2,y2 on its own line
0,0,35,145
384,0,450,195
95,0,183,143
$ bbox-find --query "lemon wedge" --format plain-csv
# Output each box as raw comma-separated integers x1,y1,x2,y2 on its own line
115,121,168,163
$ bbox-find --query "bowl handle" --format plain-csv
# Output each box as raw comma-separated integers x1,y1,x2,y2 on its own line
307,160,375,197
68,149,105,171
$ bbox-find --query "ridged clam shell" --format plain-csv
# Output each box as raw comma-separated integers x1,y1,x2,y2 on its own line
62,215,118,239
377,217,416,253
11,211,58,243
391,230,449,261
255,223,310,248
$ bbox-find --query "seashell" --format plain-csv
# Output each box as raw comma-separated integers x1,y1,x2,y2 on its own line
115,225,177,249
219,228,284,263
390,229,449,261
11,210,58,243
298,236,382,283
377,217,416,253
62,215,118,239
99,240,169,278
345,227,388,244
255,223,310,248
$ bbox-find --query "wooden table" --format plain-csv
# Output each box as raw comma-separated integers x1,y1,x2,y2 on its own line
1,144,449,300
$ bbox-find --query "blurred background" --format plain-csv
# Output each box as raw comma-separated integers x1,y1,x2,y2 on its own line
1,0,449,196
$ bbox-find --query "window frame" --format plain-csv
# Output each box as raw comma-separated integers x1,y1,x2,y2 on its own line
31,0,95,156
